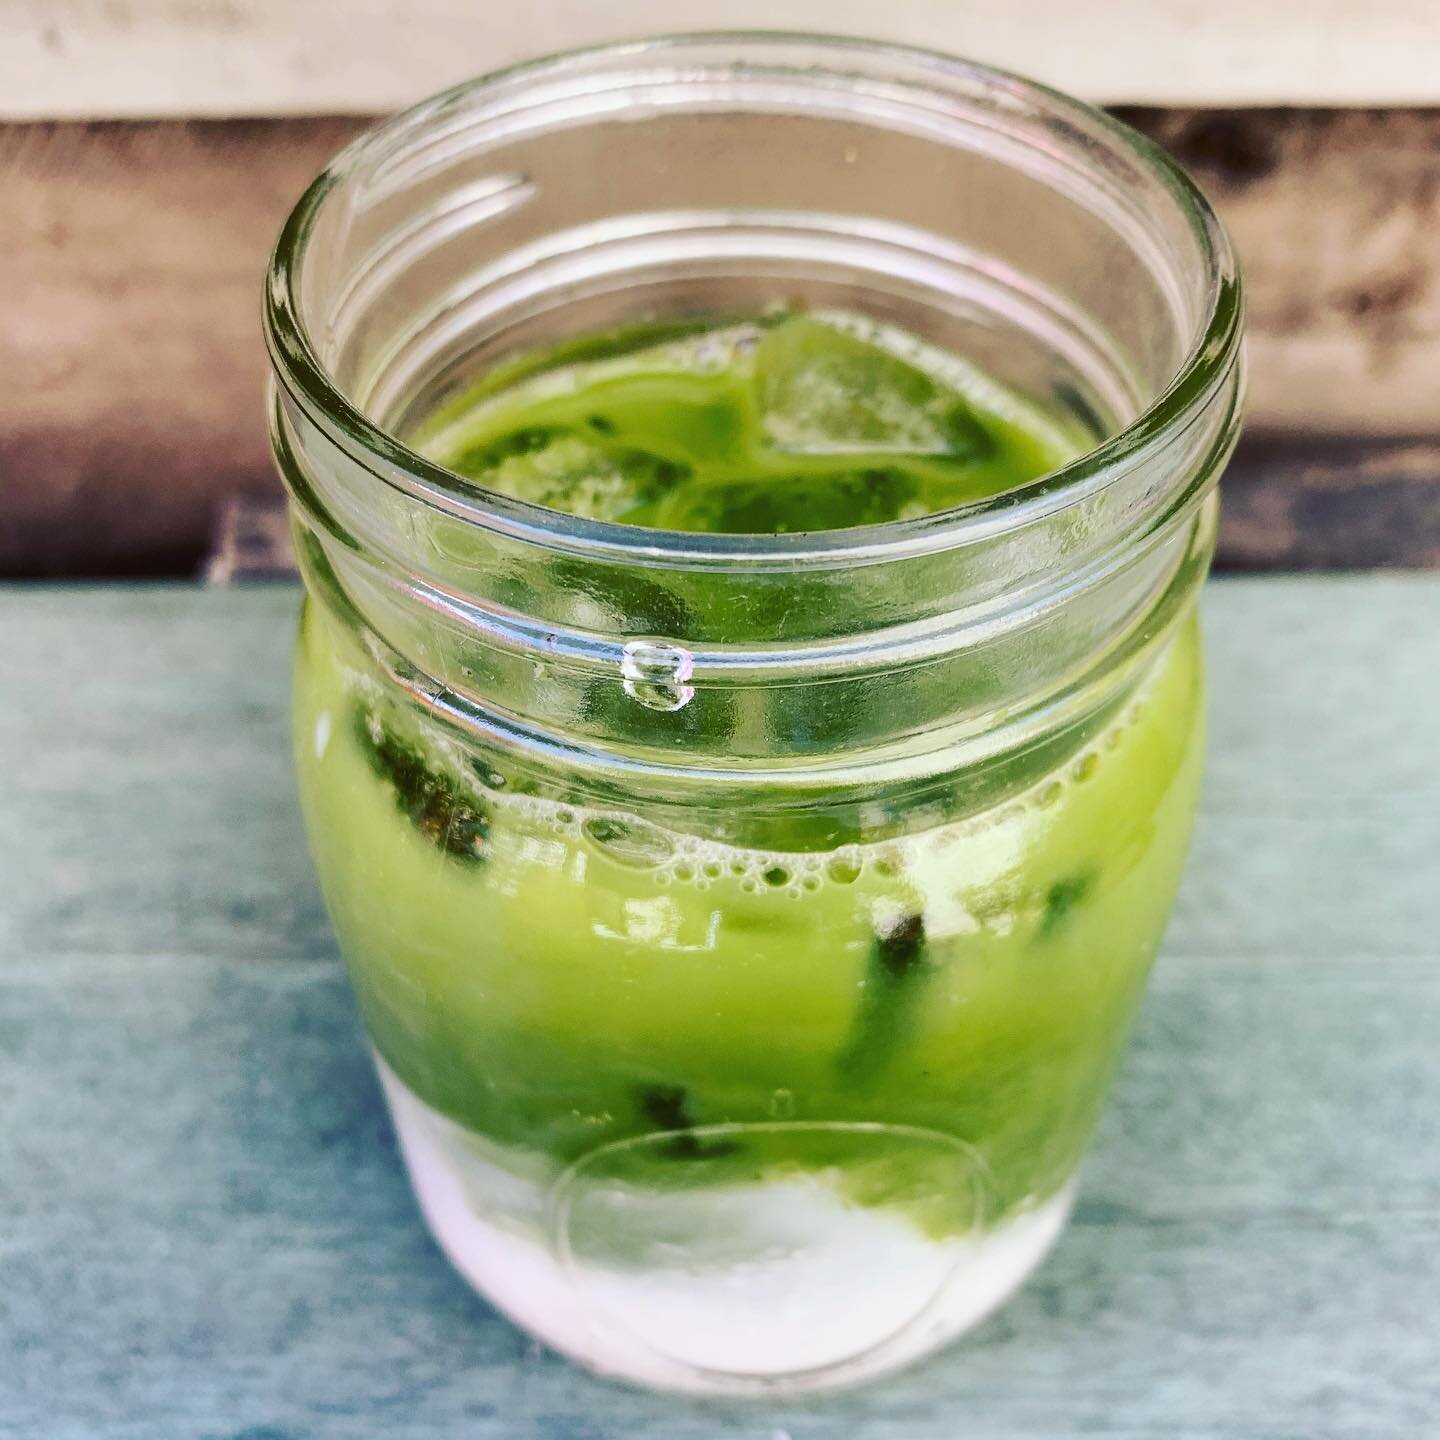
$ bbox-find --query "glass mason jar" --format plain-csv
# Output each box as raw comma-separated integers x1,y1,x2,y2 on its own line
265,34,1242,1396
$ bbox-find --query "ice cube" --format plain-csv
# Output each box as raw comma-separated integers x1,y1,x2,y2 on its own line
454,427,688,522
755,316,991,459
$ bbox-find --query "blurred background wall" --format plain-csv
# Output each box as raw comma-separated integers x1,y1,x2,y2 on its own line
3,0,1438,576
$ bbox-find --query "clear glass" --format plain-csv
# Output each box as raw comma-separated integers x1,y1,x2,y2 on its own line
265,34,1242,1395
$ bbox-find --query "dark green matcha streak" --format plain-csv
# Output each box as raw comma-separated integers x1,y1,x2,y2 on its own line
353,709,490,864
636,1084,740,1161
836,914,929,1084
1040,873,1095,938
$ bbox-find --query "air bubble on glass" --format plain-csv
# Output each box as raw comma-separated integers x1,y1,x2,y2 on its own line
621,640,695,712
581,815,675,867
769,1088,796,1119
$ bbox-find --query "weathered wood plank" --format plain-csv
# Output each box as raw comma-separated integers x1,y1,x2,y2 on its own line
4,954,1439,1439
1127,109,1440,441
0,118,367,578
206,493,296,582
200,437,1440,581
1,578,1438,1437
2,110,1438,575
3,578,1440,966
1219,436,1440,570
0,585,331,962
4,0,1439,117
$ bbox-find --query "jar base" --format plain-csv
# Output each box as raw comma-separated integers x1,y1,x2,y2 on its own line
377,1058,1076,1396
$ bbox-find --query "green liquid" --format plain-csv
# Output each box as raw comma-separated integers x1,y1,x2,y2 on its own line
415,310,1083,531
295,311,1203,1238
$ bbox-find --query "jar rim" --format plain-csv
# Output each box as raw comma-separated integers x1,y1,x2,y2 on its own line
264,30,1241,567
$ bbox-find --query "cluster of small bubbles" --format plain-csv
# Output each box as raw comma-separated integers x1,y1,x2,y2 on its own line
446,628,1178,904
691,336,734,372
340,664,383,705
484,783,946,902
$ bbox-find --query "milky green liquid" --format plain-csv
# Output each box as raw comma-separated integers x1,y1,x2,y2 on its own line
294,312,1203,1238
412,310,1082,533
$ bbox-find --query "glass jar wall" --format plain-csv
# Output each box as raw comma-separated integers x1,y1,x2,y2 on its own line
266,34,1242,1394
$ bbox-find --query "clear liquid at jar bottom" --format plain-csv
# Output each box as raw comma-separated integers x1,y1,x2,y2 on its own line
293,604,1204,1392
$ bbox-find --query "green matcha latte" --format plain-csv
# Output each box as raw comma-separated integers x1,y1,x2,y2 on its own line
289,312,1205,1386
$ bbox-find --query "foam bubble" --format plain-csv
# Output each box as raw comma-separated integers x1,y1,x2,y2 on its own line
341,628,1164,903
581,815,675,868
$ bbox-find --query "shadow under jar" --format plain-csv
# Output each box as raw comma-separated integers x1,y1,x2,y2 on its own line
265,33,1242,1396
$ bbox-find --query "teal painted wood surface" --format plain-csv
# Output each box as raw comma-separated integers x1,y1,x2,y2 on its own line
1,578,1437,1439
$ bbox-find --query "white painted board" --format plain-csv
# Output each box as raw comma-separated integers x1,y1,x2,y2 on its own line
2,0,1439,118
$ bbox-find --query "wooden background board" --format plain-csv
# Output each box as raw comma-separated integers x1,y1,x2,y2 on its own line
3,108,1440,576
2,577,1439,1436
0,118,362,579
5,0,1440,116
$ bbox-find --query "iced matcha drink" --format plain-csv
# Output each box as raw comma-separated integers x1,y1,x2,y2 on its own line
291,313,1206,1387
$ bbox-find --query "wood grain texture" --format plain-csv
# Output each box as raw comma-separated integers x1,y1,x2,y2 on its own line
0,118,368,577
201,437,1440,580
6,0,1440,116
3,109,1439,576
1128,109,1440,440
1,578,1438,1438
206,493,296,581
1220,437,1440,569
